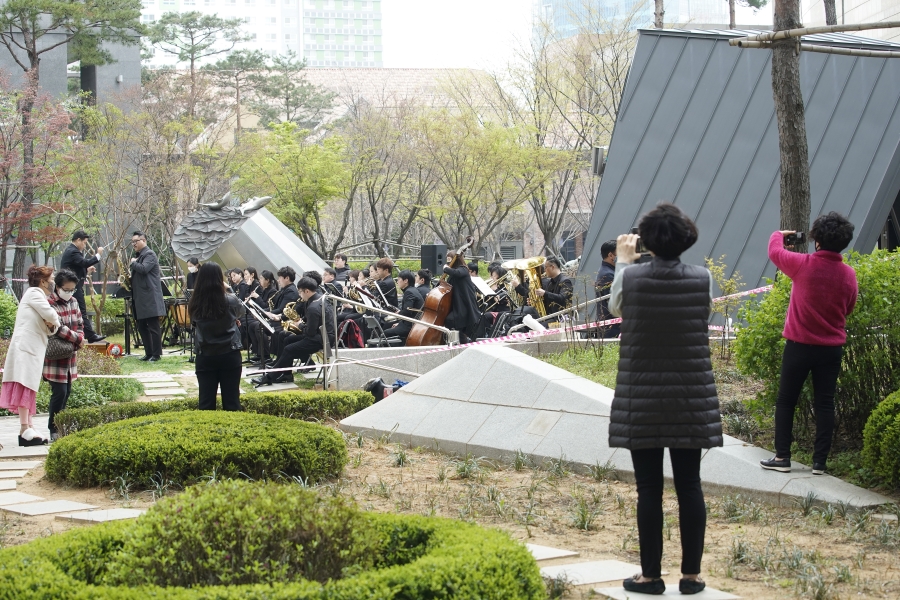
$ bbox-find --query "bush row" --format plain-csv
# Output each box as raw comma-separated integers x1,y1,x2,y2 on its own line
0,481,544,599
862,390,900,487
45,411,348,488
55,389,373,437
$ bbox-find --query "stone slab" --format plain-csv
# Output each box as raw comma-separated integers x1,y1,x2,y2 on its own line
526,543,579,561
540,560,641,586
594,584,740,599
144,388,186,396
142,381,180,389
1,500,98,516
0,481,15,491
410,398,497,456
532,413,614,467
132,371,168,377
241,381,298,392
402,346,499,400
467,405,550,458
0,461,41,471
0,492,44,505
0,471,28,479
56,509,146,523
341,394,441,447
532,377,614,416
134,376,176,383
0,446,49,458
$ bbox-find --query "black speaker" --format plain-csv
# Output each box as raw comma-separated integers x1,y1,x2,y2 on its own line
420,244,446,277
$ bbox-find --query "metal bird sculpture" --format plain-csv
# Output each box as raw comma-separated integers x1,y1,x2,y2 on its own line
200,191,232,210
239,196,273,216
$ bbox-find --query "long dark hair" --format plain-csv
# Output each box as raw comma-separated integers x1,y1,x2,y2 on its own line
188,262,228,320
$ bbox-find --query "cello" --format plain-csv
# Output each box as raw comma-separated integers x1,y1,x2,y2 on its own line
406,236,474,346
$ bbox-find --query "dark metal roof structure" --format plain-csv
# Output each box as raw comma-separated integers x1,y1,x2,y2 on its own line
580,28,900,290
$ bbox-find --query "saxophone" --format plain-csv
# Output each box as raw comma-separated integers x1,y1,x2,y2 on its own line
117,253,131,292
282,302,304,334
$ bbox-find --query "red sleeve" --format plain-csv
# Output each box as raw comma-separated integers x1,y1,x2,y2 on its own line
768,231,804,278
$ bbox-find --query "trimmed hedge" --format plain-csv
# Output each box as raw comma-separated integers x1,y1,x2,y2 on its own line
55,389,373,437
862,390,900,488
45,411,347,488
0,481,544,599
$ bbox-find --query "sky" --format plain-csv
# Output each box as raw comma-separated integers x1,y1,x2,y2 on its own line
381,0,774,71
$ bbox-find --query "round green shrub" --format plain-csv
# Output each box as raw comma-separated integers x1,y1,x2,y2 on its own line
0,293,15,335
45,411,347,488
862,390,900,488
0,481,544,599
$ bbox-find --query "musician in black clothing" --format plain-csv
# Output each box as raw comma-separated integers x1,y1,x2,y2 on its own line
513,257,574,319
373,258,399,309
185,257,200,291
443,251,480,343
332,253,350,283
384,271,425,342
247,266,298,365
487,265,512,313
251,277,335,386
321,268,344,298
227,269,249,300
59,230,105,343
415,269,432,302
245,269,276,361
243,266,261,297
270,269,316,359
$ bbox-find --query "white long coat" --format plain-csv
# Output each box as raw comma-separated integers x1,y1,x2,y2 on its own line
2,287,60,391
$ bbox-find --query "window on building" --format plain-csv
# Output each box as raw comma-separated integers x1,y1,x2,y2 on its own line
268,33,277,41
141,0,154,7
374,51,381,62
316,33,324,43
559,232,577,263
354,18,364,27
284,17,291,24
336,50,344,61
161,0,174,5
355,50,363,62
246,0,254,4
183,0,195,4
316,50,324,60
248,32,257,40
355,34,364,44
285,33,292,41
271,17,277,23
244,16,254,23
141,13,155,23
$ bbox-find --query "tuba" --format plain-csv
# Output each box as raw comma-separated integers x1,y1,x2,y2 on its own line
116,253,131,292
502,256,547,317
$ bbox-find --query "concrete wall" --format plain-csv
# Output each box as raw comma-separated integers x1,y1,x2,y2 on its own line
0,32,69,98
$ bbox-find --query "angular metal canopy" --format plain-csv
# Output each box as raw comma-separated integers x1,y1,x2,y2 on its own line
580,28,900,290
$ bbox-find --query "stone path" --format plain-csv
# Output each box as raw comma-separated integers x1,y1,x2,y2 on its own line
134,371,186,399
530,543,740,598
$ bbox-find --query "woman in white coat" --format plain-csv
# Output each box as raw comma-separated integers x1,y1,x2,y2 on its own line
0,265,60,446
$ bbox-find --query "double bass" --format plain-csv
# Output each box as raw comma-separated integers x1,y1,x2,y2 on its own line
406,236,474,346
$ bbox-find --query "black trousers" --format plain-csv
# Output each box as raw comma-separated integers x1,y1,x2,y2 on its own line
136,316,162,358
774,340,843,463
73,286,97,340
630,448,706,578
248,320,272,357
196,349,242,411
47,373,72,435
271,338,321,374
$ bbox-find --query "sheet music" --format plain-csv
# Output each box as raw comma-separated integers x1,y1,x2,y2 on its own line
471,276,496,297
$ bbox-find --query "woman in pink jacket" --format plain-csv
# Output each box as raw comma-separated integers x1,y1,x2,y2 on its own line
760,212,858,476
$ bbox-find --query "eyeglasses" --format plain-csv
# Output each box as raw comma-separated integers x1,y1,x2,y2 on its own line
131,239,142,245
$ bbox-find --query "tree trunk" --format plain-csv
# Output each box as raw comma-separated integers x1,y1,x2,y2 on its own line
654,0,665,28
12,65,39,297
730,0,736,29
824,0,838,25
234,71,242,139
771,0,811,252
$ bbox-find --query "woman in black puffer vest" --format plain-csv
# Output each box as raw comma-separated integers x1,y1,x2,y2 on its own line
608,203,722,596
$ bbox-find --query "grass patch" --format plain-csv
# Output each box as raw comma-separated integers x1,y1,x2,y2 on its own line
538,345,619,388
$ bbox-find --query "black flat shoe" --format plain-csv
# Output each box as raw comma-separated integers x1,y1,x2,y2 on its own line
812,462,826,475
760,457,791,472
88,335,107,343
679,578,706,594
139,355,152,361
623,575,665,595
251,375,272,387
18,435,48,447
148,356,161,362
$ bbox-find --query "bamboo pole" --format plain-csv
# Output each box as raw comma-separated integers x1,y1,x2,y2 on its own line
728,21,900,45
731,39,900,57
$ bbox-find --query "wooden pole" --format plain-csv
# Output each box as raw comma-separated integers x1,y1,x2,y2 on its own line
729,20,900,45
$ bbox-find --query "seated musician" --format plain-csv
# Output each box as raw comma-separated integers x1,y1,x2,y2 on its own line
332,253,351,283
415,269,432,302
321,267,344,297
243,266,262,299
486,265,512,313
372,258,399,309
384,270,424,343
185,257,200,292
443,251,480,343
247,266,298,366
251,276,335,386
513,256,574,320
269,269,321,361
468,262,479,277
245,269,276,363
227,268,249,300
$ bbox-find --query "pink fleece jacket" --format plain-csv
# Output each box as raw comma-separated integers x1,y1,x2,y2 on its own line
768,231,858,346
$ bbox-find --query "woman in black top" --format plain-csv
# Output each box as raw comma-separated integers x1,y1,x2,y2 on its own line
188,262,246,411
185,257,200,291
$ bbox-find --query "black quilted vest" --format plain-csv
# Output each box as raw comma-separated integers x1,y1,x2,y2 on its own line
608,258,723,450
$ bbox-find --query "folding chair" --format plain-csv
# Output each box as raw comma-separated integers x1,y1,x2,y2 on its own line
363,315,404,347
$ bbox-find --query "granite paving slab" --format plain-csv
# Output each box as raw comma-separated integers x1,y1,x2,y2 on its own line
0,471,28,479
241,381,298,392
1,500,98,516
467,405,553,457
135,377,177,384
532,377,614,416
142,381,181,389
540,560,642,586
526,543,579,561
403,347,499,401
131,371,168,378
56,509,146,523
594,584,740,599
0,461,41,471
341,394,442,447
0,446,50,459
0,492,44,506
144,388,187,396
0,481,15,491
410,399,497,456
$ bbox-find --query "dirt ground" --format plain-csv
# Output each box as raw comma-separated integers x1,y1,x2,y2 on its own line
4,430,900,600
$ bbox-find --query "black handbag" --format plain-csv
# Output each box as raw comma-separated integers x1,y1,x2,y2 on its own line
46,336,75,360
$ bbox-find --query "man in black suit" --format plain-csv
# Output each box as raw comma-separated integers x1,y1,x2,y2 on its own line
59,230,106,343
415,269,432,302
513,256,574,319
384,270,424,342
129,231,166,361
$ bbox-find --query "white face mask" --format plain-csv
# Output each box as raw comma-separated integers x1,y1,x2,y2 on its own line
58,290,74,301
188,266,198,273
